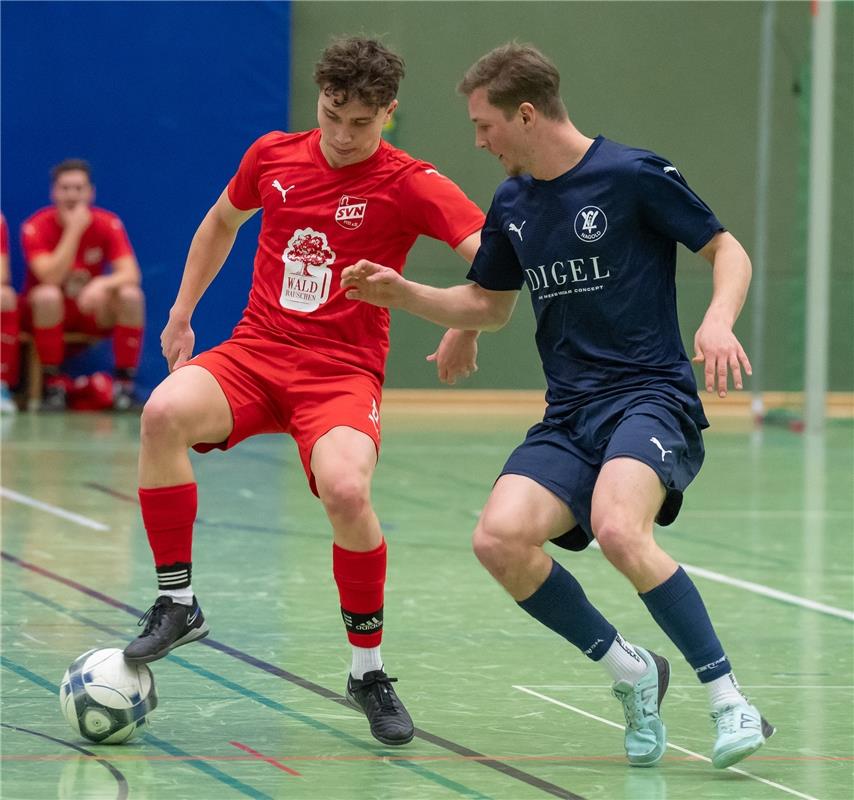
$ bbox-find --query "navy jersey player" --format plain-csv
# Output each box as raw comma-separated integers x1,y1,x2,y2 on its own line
342,42,774,769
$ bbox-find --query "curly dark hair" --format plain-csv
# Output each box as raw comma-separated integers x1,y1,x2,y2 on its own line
313,36,405,109
458,42,567,121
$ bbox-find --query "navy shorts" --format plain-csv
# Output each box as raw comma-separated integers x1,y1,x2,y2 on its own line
499,394,706,551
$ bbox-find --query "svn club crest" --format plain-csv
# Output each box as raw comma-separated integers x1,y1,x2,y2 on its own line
335,195,367,230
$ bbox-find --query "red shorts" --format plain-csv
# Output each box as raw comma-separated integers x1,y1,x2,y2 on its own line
185,334,382,495
21,294,112,336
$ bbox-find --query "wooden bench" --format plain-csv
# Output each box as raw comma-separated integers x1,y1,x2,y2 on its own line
18,331,104,410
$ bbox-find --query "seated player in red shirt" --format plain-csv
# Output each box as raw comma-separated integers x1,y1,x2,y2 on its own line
1,212,19,413
122,37,485,746
20,159,144,410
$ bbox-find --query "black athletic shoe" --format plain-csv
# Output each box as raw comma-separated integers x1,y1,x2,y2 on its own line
346,669,415,746
112,380,137,412
40,379,67,412
123,595,209,663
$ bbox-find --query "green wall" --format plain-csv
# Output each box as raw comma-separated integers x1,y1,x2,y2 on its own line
291,1,853,391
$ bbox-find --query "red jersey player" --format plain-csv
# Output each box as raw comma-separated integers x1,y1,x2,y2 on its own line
123,37,484,746
21,159,145,410
1,212,19,413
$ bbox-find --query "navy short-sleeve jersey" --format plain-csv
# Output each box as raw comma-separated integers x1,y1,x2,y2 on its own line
468,136,722,424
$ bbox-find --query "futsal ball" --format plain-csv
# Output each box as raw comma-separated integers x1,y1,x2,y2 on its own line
60,648,158,744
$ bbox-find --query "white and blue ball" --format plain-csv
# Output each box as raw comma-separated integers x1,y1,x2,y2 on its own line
60,648,158,744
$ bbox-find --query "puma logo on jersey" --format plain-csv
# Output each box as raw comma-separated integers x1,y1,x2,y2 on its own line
508,220,526,241
272,179,296,203
663,166,680,177
649,437,673,461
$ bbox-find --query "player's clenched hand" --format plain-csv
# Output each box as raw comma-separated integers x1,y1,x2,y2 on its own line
341,260,407,308
75,275,109,314
59,203,92,232
427,328,479,385
692,318,752,398
160,315,195,372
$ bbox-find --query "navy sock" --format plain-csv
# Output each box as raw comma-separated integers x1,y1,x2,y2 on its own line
640,566,731,683
517,559,617,660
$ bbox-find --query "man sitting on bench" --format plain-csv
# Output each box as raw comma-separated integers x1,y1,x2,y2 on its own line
21,159,144,411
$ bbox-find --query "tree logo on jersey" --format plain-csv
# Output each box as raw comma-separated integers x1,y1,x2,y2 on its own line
335,195,367,230
574,205,607,242
280,228,334,313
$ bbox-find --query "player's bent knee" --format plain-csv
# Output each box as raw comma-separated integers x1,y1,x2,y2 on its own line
1,285,17,311
28,283,63,309
593,519,648,569
472,524,519,572
140,392,199,447
316,474,371,522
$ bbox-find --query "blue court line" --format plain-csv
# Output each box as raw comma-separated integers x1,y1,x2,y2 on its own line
140,734,272,800
19,590,495,800
0,655,271,800
3,551,583,800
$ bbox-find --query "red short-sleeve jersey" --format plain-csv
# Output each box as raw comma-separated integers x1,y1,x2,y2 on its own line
20,206,135,293
0,213,8,257
226,129,484,382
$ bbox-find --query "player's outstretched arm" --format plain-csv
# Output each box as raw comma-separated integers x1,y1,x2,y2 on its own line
163,189,258,371
428,231,482,384
693,231,753,398
342,259,517,332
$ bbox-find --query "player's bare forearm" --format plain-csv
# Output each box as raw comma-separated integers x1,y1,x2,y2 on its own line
405,282,514,332
693,231,753,396
98,256,141,292
342,260,516,332
30,228,85,285
171,191,253,321
700,231,751,327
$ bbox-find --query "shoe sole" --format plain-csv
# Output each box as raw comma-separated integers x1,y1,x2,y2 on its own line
713,715,777,769
628,649,671,768
712,733,765,769
344,690,415,746
124,624,210,664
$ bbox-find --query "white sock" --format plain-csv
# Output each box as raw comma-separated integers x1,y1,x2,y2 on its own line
350,646,382,679
707,672,746,710
161,586,194,606
600,634,648,684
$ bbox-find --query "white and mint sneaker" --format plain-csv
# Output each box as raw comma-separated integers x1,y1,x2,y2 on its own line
711,701,776,768
612,646,670,767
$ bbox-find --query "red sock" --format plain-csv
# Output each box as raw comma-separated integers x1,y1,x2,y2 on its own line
333,540,387,648
138,483,197,592
34,323,64,367
113,324,143,372
1,308,20,386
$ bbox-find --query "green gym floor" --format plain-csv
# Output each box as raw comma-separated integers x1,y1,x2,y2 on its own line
1,403,852,800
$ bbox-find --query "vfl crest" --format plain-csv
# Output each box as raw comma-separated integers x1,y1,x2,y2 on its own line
335,195,367,230
574,205,607,242
280,228,335,313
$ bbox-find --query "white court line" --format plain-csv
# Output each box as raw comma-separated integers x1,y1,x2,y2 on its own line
681,561,854,622
514,685,820,800
680,509,850,519
588,541,854,622
0,486,109,531
519,684,854,690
